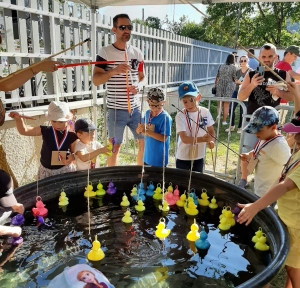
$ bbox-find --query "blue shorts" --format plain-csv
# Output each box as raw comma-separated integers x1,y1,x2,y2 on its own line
107,108,143,145
242,121,258,153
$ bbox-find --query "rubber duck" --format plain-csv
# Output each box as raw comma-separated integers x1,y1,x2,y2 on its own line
58,191,69,206
131,185,138,199
7,236,23,245
135,200,145,212
189,189,199,206
138,183,146,195
87,235,105,261
96,181,106,196
106,137,115,157
186,219,200,242
184,200,199,216
146,181,155,197
219,206,227,220
155,218,170,240
209,196,218,209
165,192,176,206
32,196,48,217
84,184,96,198
198,190,210,207
153,186,163,200
120,193,130,207
122,209,133,223
252,227,263,243
173,185,180,202
176,191,187,207
106,180,117,195
37,215,52,227
224,207,235,227
254,233,269,251
232,206,241,221
10,214,25,226
159,201,170,212
195,229,211,250
167,182,173,193
218,217,231,231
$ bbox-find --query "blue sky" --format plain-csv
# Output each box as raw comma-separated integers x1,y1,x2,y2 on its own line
98,4,207,25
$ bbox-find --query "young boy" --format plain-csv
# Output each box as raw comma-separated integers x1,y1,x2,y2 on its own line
74,119,110,171
176,81,215,173
240,106,291,197
238,82,300,288
0,170,23,237
136,87,172,167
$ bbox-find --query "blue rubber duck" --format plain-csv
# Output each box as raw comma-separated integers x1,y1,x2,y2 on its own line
146,181,155,197
195,228,211,250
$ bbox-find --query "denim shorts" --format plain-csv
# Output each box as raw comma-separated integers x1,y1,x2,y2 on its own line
241,121,258,153
107,108,144,144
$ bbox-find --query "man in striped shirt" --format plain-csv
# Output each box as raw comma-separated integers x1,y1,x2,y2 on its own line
93,14,145,166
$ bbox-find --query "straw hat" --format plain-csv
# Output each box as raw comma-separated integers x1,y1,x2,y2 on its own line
45,101,72,122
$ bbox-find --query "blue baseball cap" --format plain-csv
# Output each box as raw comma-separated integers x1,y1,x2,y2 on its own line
244,106,279,134
75,118,97,132
178,81,199,100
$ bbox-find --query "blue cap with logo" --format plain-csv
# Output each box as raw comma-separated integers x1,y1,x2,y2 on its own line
244,106,279,134
75,118,97,133
178,81,199,100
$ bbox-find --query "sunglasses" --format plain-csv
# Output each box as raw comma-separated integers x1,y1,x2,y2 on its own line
149,104,164,108
117,25,133,31
240,60,247,63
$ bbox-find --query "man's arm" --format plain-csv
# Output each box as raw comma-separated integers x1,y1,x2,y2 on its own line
289,70,300,81
238,73,261,101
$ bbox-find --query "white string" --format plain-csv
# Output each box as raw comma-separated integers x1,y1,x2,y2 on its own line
162,114,167,204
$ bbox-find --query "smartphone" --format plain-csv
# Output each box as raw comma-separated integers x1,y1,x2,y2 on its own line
256,66,265,77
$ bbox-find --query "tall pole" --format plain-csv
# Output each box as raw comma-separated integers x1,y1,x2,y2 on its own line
142,8,144,22
234,2,242,49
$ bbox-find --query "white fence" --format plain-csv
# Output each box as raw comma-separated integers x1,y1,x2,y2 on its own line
0,0,233,110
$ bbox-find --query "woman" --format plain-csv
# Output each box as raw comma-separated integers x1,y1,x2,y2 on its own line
214,54,236,125
226,55,252,133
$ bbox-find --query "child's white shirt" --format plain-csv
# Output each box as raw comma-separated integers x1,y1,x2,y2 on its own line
175,106,214,160
254,136,290,197
74,140,102,171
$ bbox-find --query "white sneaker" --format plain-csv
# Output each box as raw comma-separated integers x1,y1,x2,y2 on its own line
225,126,235,132
237,128,242,134
222,121,228,125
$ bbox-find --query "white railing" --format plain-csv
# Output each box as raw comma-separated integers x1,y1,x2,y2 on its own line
0,0,233,110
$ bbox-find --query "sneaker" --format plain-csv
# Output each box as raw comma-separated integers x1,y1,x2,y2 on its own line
237,128,242,134
222,121,228,126
237,179,248,189
225,126,235,132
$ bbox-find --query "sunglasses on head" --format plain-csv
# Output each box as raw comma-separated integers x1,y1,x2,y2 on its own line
117,25,133,31
240,60,247,63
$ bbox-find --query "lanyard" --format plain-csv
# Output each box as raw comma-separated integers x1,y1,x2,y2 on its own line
148,110,163,124
52,127,68,151
184,108,201,137
253,135,282,158
124,53,131,113
279,154,300,182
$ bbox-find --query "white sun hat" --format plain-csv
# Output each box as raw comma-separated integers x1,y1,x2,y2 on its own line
45,101,72,122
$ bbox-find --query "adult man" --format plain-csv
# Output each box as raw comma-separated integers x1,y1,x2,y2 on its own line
232,51,239,69
237,43,294,188
93,14,145,166
247,48,259,70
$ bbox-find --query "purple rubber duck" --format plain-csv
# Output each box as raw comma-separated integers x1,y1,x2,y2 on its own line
106,180,117,195
232,206,241,221
11,214,25,226
112,137,116,153
7,236,23,245
37,216,52,227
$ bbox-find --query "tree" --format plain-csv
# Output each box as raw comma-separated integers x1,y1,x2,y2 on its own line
145,16,162,29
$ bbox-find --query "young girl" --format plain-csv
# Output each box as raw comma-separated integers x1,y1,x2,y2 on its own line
9,101,77,180
176,81,215,173
238,82,300,288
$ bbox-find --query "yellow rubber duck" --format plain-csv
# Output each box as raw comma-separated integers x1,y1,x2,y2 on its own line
155,218,170,240
106,143,113,157
87,235,105,261
131,185,138,197
176,191,187,207
96,181,106,196
135,200,145,212
224,207,235,227
84,184,96,198
120,194,130,207
122,209,133,223
186,219,200,242
167,182,173,193
254,233,270,251
184,200,199,216
219,206,227,220
209,196,218,209
252,227,263,243
153,187,163,200
58,191,69,206
159,201,170,212
198,190,210,206
218,217,231,231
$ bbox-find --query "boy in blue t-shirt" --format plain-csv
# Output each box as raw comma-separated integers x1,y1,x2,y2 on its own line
136,88,172,167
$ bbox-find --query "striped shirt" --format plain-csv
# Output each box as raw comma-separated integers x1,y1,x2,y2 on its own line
95,44,144,110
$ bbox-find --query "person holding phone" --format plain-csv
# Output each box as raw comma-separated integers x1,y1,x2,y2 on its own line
237,43,294,189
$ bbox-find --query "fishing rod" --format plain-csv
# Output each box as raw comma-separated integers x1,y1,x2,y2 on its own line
57,61,115,69
171,103,242,158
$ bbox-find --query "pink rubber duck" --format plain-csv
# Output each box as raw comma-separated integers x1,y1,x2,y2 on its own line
165,192,176,206
32,196,48,217
173,185,180,202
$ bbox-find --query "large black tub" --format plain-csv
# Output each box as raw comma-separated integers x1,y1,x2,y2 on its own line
11,166,288,288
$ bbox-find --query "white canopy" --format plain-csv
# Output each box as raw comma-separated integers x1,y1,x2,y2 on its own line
74,0,300,8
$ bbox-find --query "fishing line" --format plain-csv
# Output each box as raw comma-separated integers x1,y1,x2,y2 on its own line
172,103,243,159
180,0,286,83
